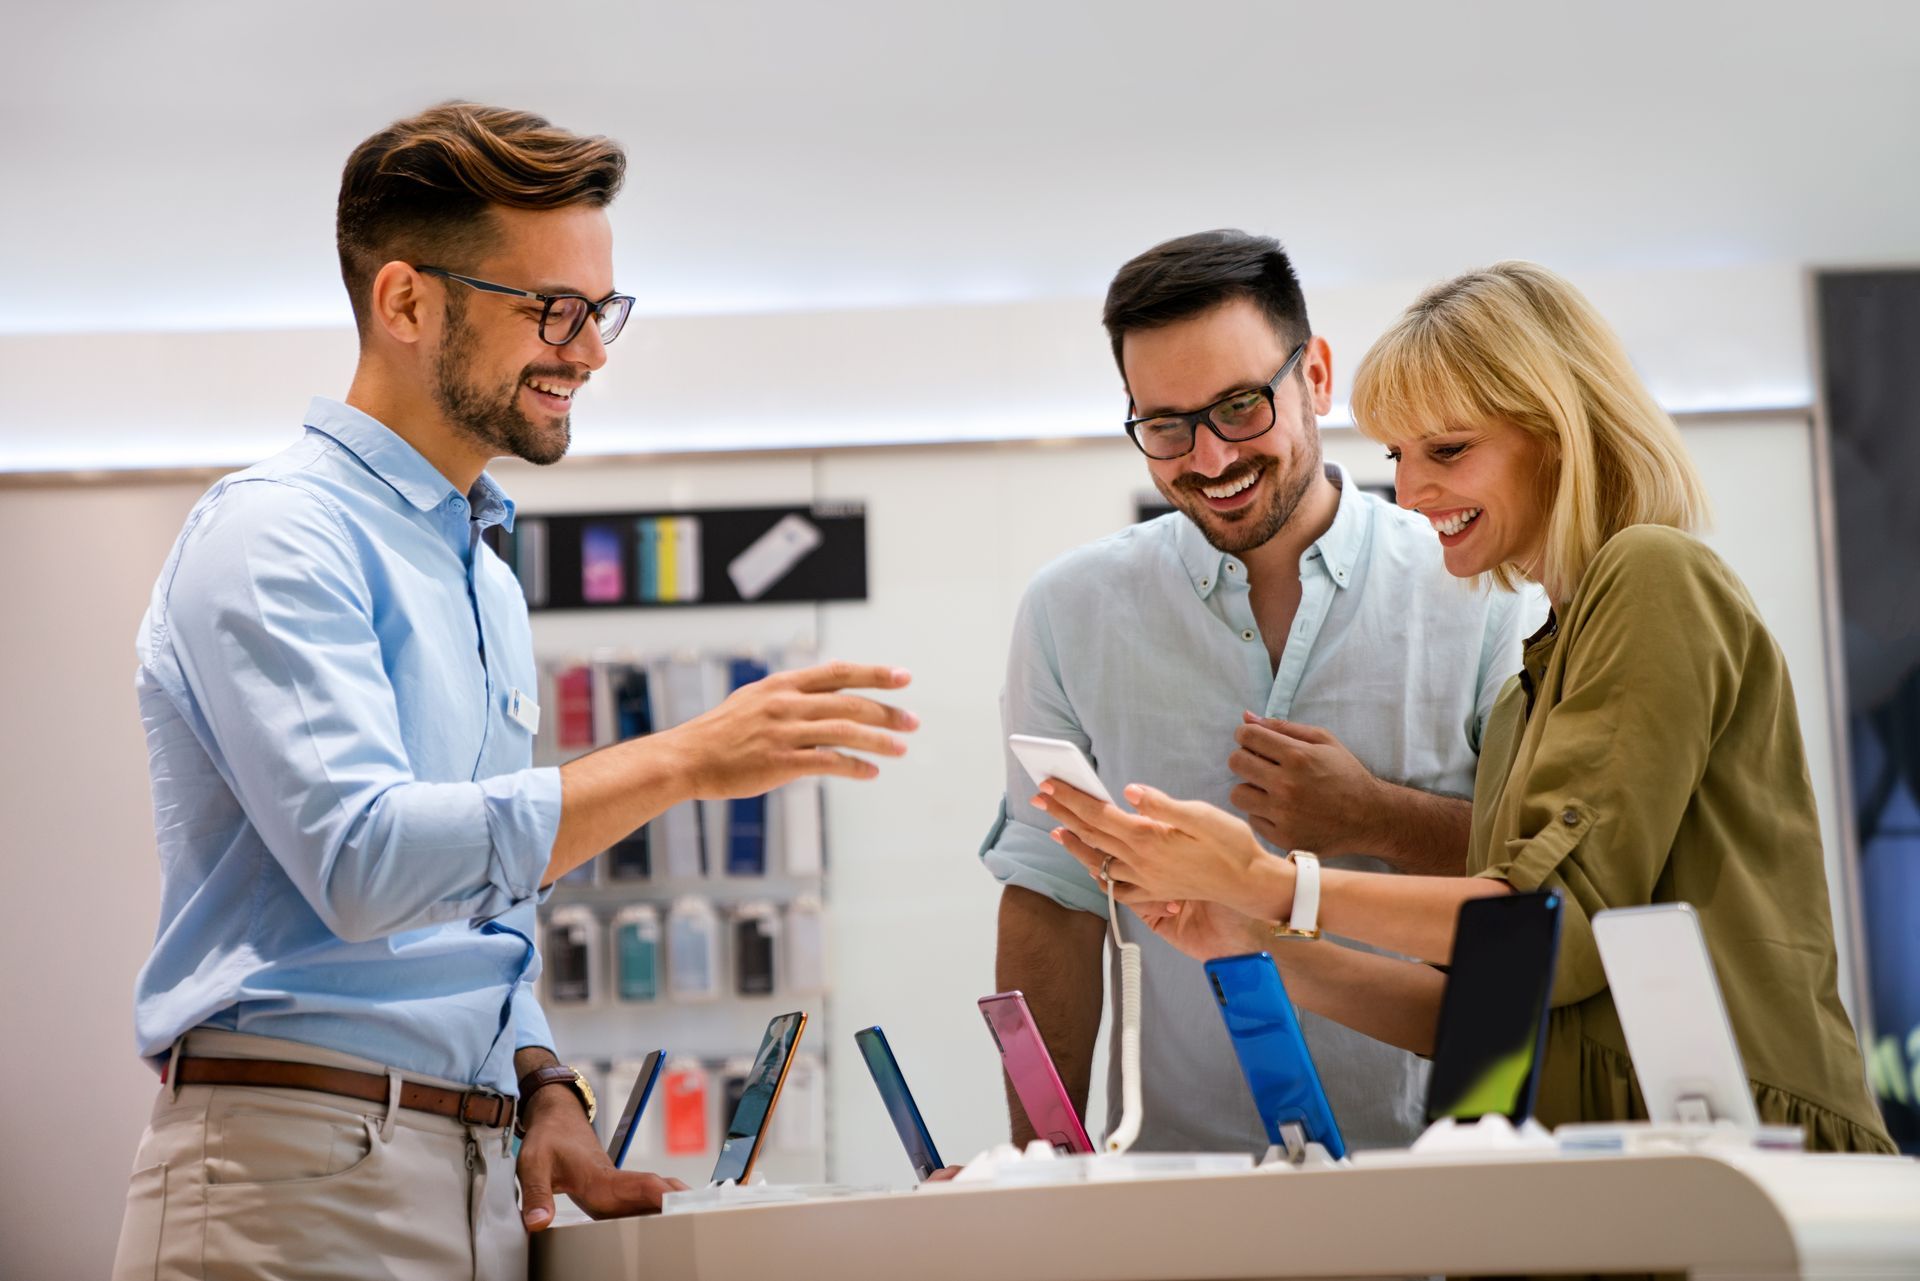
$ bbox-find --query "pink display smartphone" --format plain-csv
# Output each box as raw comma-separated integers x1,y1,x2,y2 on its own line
978,991,1094,1154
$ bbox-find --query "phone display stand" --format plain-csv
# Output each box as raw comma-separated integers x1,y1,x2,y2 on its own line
662,1179,888,1214
1409,1114,1557,1155
937,1141,1251,1190
1257,1122,1343,1170
1554,1117,1805,1155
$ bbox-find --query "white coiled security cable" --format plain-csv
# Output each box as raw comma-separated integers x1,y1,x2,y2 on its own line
1103,863,1144,1154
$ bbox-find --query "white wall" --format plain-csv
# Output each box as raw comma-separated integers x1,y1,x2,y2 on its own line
0,480,206,1280
0,409,1844,1277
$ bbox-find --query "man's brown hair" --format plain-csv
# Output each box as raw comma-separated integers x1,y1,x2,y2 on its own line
336,102,627,333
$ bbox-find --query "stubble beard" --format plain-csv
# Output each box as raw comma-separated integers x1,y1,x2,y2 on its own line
431,300,574,467
1160,388,1323,556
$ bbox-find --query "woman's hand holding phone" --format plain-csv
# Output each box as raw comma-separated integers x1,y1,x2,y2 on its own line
1032,780,1291,924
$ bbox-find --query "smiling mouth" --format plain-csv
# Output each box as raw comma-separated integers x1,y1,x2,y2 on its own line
1181,463,1266,513
523,376,577,403
1429,507,1481,537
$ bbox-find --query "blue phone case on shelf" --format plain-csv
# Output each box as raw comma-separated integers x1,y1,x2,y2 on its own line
1206,952,1347,1159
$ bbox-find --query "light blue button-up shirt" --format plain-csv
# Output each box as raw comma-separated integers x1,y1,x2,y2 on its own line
982,463,1540,1152
132,397,562,1095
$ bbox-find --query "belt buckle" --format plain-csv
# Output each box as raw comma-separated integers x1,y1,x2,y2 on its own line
458,1088,509,1129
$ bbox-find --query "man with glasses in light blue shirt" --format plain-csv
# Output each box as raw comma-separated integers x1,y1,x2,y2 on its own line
984,230,1538,1155
113,104,916,1281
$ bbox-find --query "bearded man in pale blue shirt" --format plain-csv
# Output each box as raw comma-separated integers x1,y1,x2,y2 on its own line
113,103,916,1281
985,231,1537,1154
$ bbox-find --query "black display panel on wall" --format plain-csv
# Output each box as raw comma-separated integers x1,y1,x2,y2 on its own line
484,503,867,610
1816,267,1920,1153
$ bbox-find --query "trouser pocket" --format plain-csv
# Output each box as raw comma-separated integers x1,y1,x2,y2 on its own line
109,1162,168,1281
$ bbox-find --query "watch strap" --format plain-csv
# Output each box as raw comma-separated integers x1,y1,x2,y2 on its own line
1272,850,1323,940
517,1064,595,1131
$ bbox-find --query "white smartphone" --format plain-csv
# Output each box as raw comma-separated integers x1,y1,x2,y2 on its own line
1008,733,1114,804
1592,903,1759,1128
728,513,823,601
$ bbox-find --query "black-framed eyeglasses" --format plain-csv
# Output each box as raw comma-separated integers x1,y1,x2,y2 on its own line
1122,341,1309,460
415,266,635,347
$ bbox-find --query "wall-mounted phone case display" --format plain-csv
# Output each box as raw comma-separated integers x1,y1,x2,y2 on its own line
534,645,833,1187
485,504,867,611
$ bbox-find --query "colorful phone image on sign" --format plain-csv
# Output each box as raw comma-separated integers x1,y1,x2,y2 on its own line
581,523,624,603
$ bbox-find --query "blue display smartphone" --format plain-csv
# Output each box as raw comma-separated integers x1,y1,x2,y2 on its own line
853,1026,944,1181
710,1011,808,1185
1205,953,1347,1159
1424,890,1563,1124
605,1050,665,1169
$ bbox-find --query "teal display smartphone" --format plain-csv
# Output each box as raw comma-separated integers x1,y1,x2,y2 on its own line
710,1011,808,1185
1206,953,1346,1159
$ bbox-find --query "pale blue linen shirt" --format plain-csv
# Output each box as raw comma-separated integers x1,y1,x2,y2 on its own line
982,463,1540,1153
132,397,561,1096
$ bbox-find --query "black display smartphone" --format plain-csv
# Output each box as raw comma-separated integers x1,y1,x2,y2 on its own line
605,1050,665,1169
710,1011,808,1185
1424,891,1564,1124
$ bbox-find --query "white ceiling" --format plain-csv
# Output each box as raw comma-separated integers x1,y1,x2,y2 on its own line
6,0,1919,334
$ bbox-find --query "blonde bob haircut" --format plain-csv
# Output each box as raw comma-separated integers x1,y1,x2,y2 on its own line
1350,261,1708,600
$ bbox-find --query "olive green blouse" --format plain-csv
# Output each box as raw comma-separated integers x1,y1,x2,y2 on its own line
1467,524,1893,1153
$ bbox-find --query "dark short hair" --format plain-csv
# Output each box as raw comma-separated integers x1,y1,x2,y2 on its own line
336,102,627,334
1101,229,1311,378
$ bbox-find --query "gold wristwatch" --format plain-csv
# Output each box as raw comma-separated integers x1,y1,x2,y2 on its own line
517,1064,597,1133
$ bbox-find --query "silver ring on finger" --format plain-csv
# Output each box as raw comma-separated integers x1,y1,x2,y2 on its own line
1100,854,1115,884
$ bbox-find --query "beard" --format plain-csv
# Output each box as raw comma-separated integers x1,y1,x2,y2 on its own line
1157,387,1323,556
431,300,576,467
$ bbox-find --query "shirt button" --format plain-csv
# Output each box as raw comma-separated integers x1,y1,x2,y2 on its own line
451,497,466,511
1227,562,1240,574
1241,629,1256,642
1560,808,1580,826
1200,578,1211,589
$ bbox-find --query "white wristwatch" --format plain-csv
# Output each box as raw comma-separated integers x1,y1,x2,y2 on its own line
1271,851,1322,940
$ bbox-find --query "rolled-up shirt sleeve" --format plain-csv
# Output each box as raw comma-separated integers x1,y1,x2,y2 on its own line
978,575,1111,917
511,971,556,1054
159,479,559,944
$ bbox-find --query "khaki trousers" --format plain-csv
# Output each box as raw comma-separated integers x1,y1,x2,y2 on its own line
110,1030,527,1281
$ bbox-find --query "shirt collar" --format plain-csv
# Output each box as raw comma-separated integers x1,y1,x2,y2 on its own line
303,396,516,531
1173,461,1365,599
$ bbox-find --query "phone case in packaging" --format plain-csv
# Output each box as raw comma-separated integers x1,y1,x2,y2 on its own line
607,825,650,881
666,896,722,1002
662,1058,711,1158
784,895,826,995
781,779,823,876
554,664,596,750
774,1052,825,1152
733,902,780,997
543,906,599,1005
612,904,662,1002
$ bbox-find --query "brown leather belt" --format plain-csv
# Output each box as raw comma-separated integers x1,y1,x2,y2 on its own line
173,1056,515,1130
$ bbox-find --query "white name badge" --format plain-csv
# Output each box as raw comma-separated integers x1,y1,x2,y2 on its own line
507,688,541,735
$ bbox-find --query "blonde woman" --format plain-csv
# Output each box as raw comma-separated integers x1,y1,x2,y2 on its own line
1036,262,1892,1151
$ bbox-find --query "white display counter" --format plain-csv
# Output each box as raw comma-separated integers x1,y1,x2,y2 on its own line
533,1148,1920,1280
